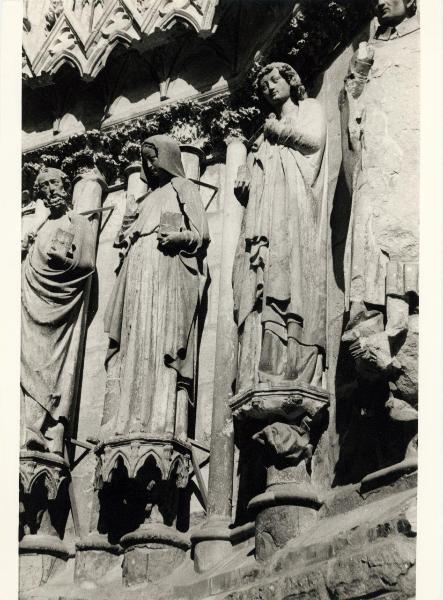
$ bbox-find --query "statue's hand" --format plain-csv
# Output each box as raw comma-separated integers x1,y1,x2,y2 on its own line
157,231,187,250
21,231,36,258
47,247,72,268
234,164,250,201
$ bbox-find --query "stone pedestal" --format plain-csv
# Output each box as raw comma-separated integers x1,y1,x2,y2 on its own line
19,451,71,593
74,533,121,584
230,384,329,561
20,535,70,594
76,435,191,585
191,515,233,573
120,523,190,586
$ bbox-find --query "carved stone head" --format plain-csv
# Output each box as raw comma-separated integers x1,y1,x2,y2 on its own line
256,62,306,109
34,167,72,215
376,0,416,27
140,134,185,189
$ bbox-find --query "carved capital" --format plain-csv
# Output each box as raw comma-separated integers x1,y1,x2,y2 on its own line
19,450,70,501
230,384,329,425
95,434,192,489
123,161,142,178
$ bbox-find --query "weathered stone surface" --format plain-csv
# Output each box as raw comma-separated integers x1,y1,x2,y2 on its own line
211,537,415,600
23,0,221,83
255,505,317,562
336,5,420,486
74,549,121,584
20,553,68,594
122,545,185,587
326,538,415,599
343,20,420,307
390,314,419,406
20,1,420,597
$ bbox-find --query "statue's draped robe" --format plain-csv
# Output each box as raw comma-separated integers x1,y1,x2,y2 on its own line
103,177,209,436
21,212,95,434
233,98,328,391
344,16,420,308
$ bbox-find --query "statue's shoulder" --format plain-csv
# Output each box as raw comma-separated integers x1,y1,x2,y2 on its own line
301,97,326,122
302,97,322,111
171,176,199,196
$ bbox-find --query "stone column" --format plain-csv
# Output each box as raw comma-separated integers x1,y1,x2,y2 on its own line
70,167,107,431
192,137,246,573
124,161,148,208
20,168,107,595
74,166,145,584
175,145,205,439
180,144,204,180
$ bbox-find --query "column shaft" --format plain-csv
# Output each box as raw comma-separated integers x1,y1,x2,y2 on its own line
192,138,246,573
206,138,246,518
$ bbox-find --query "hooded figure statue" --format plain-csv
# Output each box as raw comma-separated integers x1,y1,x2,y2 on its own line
102,135,210,441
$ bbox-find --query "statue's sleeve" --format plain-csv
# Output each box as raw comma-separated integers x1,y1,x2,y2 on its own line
172,177,210,257
72,214,96,273
283,99,326,155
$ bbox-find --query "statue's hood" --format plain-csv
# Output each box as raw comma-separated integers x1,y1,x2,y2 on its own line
140,134,185,182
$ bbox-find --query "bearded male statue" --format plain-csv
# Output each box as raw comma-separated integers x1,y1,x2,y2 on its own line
21,167,96,455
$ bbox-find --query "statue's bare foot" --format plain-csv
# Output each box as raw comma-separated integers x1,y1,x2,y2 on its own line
349,331,401,380
385,395,418,422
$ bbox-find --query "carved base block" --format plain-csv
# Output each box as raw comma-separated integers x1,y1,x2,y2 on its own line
191,516,233,573
255,503,317,562
120,524,190,586
74,532,122,584
249,483,322,562
19,534,70,593
193,539,232,574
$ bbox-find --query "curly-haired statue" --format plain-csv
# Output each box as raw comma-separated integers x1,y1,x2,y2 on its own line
233,62,328,390
21,167,96,454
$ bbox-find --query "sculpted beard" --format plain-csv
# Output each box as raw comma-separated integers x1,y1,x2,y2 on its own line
42,187,71,214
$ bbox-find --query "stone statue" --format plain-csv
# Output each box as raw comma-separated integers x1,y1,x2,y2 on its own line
21,167,96,455
341,0,419,468
233,62,328,392
102,134,209,441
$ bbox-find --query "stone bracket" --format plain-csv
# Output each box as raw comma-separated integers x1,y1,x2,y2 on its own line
95,434,192,488
230,383,330,424
20,450,70,501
